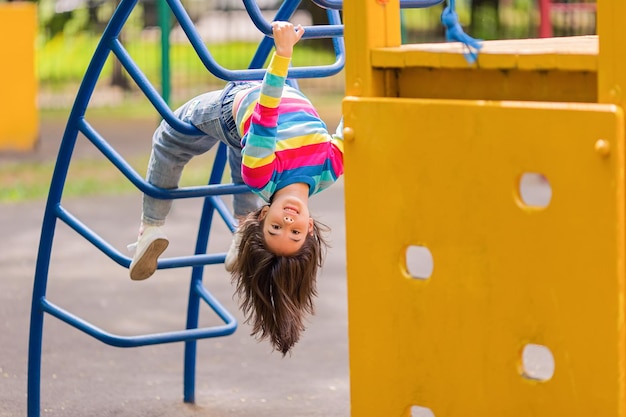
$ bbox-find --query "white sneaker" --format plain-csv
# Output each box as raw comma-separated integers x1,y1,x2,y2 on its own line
128,226,169,281
224,229,242,272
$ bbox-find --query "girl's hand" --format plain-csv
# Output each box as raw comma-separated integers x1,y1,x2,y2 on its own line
272,21,304,58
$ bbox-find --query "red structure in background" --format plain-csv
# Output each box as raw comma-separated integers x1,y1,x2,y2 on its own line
538,0,597,38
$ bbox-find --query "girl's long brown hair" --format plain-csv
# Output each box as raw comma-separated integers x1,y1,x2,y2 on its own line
231,207,329,355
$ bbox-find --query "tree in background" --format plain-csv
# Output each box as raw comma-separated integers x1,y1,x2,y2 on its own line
470,0,500,39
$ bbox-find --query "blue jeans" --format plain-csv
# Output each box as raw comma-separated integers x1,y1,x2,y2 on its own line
142,82,263,226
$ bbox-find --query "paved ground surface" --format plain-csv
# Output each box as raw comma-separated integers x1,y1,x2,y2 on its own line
0,113,350,417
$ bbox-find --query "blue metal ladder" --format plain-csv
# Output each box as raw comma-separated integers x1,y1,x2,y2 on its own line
26,0,441,415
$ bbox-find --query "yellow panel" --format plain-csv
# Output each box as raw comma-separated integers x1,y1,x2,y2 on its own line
598,0,626,107
397,68,596,103
343,0,401,97
0,3,39,151
369,36,598,102
343,97,625,417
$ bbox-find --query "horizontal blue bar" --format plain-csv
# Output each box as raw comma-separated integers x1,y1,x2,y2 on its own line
40,296,237,348
55,204,233,270
78,118,250,200
166,0,345,81
312,0,445,8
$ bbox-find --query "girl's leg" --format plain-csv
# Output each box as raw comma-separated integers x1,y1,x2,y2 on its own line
142,90,225,226
131,90,225,281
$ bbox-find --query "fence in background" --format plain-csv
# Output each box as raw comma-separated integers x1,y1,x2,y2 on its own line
36,0,597,110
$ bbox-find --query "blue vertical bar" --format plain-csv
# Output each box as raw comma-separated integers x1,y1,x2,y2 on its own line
27,0,138,414
183,143,229,403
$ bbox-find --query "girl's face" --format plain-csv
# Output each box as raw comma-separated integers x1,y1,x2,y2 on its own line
258,196,313,256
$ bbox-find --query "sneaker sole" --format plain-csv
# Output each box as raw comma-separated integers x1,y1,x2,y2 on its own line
129,238,169,281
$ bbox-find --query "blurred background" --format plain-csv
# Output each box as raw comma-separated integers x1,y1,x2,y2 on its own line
13,0,598,111
0,0,597,204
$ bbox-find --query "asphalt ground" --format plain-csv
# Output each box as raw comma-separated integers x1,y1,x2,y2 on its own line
0,114,350,417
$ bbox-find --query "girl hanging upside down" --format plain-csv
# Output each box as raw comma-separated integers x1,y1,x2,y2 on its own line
128,21,344,355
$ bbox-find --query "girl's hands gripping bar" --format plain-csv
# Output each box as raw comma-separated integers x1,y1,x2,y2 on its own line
271,21,305,58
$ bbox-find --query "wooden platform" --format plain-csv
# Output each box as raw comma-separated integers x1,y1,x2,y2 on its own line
371,36,598,102
372,35,598,71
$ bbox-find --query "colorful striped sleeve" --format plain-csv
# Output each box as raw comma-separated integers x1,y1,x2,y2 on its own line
242,53,290,169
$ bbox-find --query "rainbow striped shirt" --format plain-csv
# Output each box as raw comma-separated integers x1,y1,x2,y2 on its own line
235,53,344,203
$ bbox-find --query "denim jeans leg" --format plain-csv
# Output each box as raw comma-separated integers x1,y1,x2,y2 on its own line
142,90,224,226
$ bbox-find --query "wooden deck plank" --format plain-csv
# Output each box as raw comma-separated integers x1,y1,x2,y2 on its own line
372,35,598,71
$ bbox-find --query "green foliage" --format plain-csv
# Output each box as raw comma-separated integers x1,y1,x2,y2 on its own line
38,34,102,83
401,0,472,32
472,5,500,40
63,6,90,36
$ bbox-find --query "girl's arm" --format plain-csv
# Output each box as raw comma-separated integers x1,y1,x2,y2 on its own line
242,22,305,186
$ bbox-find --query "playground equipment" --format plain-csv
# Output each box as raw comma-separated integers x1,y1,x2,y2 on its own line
342,0,624,416
0,2,38,151
26,1,345,416
26,0,501,415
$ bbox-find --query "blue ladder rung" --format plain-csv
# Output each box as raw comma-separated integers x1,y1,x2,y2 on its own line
137,182,251,201
311,0,445,8
77,119,249,200
39,282,237,348
167,0,345,81
107,42,206,134
157,253,226,270
55,200,236,269
243,0,343,39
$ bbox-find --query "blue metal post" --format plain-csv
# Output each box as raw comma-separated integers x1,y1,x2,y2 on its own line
27,0,139,414
183,143,229,403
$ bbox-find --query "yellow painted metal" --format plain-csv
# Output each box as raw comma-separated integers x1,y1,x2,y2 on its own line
342,0,401,98
371,36,598,71
360,21,604,104
342,0,626,415
343,97,625,416
0,3,39,151
369,36,599,102
597,0,626,107
395,68,596,102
